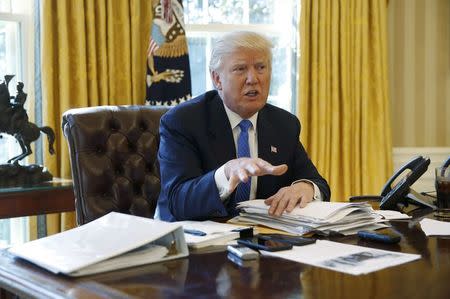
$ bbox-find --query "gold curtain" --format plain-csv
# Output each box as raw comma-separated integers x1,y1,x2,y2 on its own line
32,0,153,238
298,0,392,201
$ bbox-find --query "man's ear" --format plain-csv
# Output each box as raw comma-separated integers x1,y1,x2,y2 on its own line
210,70,222,90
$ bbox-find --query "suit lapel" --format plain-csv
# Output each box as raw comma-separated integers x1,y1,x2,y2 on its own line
206,94,236,165
257,106,277,164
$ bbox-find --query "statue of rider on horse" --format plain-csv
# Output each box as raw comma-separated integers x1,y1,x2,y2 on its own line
0,75,55,186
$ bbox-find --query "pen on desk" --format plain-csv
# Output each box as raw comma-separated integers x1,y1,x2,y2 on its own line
184,229,207,236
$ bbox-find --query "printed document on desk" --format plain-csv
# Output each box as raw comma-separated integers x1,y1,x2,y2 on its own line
262,240,420,275
176,220,247,248
8,212,188,276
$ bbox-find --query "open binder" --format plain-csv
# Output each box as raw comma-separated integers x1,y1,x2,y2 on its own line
8,212,188,277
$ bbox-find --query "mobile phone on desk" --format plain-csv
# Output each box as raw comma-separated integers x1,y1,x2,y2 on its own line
227,244,259,260
258,234,316,246
237,237,293,252
357,229,401,244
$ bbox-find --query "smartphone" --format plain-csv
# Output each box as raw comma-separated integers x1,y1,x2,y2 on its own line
227,244,259,260
357,229,401,244
258,234,316,246
237,237,293,252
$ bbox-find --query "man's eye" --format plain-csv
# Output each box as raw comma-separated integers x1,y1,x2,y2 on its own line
233,67,245,72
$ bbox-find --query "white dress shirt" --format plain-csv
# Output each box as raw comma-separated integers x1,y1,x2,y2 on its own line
214,103,322,202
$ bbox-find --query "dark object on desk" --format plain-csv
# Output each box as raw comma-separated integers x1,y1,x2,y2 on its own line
62,105,169,225
238,237,293,252
0,164,52,187
184,229,207,236
357,229,401,244
232,226,254,239
259,234,316,246
0,75,55,187
349,155,435,213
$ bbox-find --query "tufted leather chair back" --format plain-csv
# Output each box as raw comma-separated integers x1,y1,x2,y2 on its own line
62,105,169,225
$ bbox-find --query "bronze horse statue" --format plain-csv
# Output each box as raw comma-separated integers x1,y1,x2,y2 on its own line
0,75,55,164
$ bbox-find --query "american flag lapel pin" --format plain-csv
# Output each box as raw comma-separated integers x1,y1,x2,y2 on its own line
271,145,278,153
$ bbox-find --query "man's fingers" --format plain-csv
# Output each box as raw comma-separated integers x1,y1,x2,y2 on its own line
274,197,289,216
298,196,310,208
270,164,288,175
285,198,298,212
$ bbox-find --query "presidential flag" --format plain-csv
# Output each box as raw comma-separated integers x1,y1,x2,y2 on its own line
146,0,191,106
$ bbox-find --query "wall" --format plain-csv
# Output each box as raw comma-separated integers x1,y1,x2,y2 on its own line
388,0,450,147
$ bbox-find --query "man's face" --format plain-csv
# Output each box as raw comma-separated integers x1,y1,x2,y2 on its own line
211,48,271,119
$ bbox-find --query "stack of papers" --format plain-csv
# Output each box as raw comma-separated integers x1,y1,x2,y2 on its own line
176,221,246,248
8,212,189,276
235,200,388,236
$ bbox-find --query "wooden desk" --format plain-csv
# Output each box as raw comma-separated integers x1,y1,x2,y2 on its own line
0,179,75,219
0,218,449,299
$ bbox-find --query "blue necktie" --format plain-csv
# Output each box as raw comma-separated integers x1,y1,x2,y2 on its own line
234,119,252,203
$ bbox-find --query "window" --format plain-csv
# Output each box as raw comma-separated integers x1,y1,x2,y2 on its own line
182,0,298,113
0,0,33,247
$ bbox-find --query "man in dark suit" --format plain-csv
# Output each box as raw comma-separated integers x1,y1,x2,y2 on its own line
155,31,330,221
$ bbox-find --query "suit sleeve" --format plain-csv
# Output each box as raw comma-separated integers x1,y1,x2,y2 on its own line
157,113,228,220
292,142,331,201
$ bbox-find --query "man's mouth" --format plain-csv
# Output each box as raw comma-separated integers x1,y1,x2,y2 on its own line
244,90,259,97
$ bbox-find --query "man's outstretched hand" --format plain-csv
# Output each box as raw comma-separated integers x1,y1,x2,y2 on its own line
224,157,288,192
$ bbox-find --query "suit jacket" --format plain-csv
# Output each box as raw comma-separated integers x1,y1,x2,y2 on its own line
155,90,330,221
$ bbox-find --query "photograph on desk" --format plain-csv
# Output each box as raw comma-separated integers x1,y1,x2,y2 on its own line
7,212,188,276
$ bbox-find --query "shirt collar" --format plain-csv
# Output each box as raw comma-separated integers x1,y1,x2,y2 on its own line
222,102,258,131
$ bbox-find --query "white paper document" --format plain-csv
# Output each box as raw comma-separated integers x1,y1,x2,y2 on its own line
419,218,450,236
262,240,421,275
373,209,411,220
176,220,246,248
8,212,189,276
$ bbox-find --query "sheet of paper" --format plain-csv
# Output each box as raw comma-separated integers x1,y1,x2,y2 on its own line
419,218,450,236
175,221,246,248
262,240,420,275
374,210,411,220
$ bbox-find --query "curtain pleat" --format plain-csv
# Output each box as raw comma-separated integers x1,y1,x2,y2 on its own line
299,0,392,201
35,0,153,237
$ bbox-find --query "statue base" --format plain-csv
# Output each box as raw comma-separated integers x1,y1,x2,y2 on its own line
0,163,53,187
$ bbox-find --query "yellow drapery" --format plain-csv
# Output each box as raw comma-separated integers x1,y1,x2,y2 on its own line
31,0,153,238
298,0,392,202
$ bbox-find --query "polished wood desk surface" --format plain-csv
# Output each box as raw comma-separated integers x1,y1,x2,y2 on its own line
0,217,449,299
0,179,75,219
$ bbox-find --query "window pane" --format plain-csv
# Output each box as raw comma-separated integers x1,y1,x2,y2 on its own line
187,36,207,97
0,0,11,13
249,0,274,24
208,0,244,24
0,20,21,79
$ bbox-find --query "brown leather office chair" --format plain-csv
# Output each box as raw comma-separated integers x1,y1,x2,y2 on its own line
62,105,169,225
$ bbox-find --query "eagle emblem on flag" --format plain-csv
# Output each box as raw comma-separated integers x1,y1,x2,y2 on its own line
146,0,191,106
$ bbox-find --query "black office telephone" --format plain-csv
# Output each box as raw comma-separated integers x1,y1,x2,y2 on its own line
379,155,435,211
350,155,436,212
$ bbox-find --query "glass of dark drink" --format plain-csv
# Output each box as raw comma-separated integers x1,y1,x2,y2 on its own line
435,167,450,220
